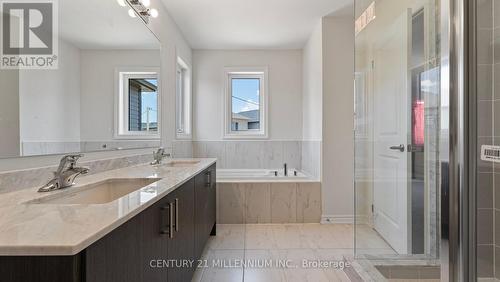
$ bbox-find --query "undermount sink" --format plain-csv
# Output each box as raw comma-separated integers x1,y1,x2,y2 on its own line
28,178,162,205
163,160,200,167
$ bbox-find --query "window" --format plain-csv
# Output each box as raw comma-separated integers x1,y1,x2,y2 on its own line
224,67,268,139
176,57,192,139
116,68,160,139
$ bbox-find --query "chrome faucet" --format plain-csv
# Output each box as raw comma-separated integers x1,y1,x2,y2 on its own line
284,163,288,176
151,148,171,165
38,154,90,192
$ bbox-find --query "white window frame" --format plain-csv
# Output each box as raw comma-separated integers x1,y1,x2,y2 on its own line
114,67,161,140
176,57,192,139
223,66,268,139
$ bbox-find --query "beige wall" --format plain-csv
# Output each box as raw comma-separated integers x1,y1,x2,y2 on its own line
321,16,354,221
192,49,303,141
0,69,20,158
302,21,323,141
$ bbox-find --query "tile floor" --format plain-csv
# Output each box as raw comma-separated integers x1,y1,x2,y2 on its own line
191,223,395,282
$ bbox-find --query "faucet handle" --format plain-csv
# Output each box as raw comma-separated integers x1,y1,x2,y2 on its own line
56,154,84,174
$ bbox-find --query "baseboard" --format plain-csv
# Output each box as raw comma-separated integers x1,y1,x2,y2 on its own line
321,215,368,224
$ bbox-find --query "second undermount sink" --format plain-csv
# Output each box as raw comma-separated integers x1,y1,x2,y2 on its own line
163,160,200,167
28,178,162,205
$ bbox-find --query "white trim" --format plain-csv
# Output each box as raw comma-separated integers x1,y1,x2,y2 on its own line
223,66,269,140
114,67,161,140
320,214,367,224
175,55,192,140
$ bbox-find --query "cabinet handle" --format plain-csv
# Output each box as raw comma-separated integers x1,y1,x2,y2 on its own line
206,171,211,187
160,205,171,237
169,202,174,238
175,198,179,232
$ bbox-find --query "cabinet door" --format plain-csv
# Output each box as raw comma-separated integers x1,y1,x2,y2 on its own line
166,179,195,282
85,215,142,282
140,197,170,282
207,164,216,236
194,168,210,258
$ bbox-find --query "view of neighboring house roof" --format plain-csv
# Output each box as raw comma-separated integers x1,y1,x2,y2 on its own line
237,110,259,122
232,113,250,120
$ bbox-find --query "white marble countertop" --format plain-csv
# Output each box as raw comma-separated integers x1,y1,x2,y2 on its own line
0,158,216,256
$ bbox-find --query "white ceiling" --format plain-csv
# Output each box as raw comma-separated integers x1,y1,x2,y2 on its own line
160,0,352,49
59,0,160,50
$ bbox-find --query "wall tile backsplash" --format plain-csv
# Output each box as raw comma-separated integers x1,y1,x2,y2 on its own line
193,141,304,171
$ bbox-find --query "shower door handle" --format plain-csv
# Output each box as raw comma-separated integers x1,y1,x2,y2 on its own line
389,144,405,152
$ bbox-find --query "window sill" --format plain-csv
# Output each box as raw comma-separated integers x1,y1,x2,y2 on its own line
176,133,192,140
114,135,161,140
223,133,269,140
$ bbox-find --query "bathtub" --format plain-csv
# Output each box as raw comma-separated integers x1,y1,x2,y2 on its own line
216,169,314,183
216,168,321,224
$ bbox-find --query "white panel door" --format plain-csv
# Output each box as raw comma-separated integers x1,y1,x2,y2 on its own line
373,9,411,255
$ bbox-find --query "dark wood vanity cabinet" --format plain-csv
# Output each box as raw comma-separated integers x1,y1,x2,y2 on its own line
194,164,216,258
0,164,216,282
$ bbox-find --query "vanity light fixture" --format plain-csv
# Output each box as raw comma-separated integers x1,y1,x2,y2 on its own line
117,0,127,7
125,0,158,23
150,8,159,18
128,8,137,18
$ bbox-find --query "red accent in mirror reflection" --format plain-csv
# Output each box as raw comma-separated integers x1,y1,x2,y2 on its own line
412,100,424,145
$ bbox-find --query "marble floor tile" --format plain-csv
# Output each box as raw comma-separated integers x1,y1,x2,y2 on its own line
245,224,279,249
206,224,245,250
271,224,312,249
301,224,353,249
355,225,394,250
243,249,287,282
197,249,245,282
314,249,354,282
191,223,424,282
280,249,331,282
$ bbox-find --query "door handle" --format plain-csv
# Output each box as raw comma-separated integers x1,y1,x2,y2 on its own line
389,144,405,152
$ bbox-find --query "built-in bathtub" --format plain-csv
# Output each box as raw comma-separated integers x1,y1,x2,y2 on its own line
216,169,321,224
217,169,313,182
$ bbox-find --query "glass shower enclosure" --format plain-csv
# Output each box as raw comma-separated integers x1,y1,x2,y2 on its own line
354,0,444,280
355,0,497,281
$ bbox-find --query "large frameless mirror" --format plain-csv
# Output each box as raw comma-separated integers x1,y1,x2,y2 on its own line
0,0,161,159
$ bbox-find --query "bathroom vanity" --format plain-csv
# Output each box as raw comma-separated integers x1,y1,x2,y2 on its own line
0,159,216,282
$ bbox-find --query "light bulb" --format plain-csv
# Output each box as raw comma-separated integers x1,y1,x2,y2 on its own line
128,9,137,18
116,0,127,7
140,0,150,7
150,8,159,18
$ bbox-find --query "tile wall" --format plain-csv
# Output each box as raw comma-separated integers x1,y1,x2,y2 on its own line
477,0,496,278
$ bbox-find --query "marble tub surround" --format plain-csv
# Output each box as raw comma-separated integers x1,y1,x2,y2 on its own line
0,158,216,255
193,140,302,171
217,182,321,224
0,153,155,194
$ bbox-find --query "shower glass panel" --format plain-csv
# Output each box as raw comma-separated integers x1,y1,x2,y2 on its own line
354,0,444,279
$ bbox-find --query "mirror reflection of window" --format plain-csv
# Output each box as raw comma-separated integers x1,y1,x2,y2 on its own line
128,78,158,133
117,70,160,139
